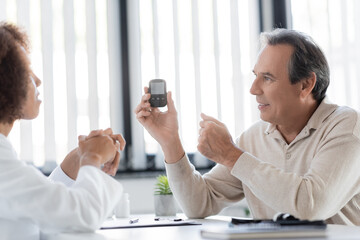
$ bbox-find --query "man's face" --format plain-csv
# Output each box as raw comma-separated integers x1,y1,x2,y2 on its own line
250,44,303,126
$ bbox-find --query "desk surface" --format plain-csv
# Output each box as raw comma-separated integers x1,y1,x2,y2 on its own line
41,215,360,240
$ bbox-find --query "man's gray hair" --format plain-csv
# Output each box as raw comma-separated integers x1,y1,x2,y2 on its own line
260,29,329,103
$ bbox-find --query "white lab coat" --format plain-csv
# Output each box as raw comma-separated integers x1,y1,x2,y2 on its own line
0,133,123,238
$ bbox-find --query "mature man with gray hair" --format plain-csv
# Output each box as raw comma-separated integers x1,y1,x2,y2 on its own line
135,28,360,225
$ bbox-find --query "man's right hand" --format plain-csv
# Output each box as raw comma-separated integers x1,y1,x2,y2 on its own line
134,87,185,163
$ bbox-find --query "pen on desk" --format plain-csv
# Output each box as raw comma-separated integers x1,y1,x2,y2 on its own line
129,218,139,224
154,217,183,222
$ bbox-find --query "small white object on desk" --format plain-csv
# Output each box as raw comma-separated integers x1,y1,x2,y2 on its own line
114,193,130,218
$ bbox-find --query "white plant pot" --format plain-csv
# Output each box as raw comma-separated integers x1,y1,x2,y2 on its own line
154,194,177,216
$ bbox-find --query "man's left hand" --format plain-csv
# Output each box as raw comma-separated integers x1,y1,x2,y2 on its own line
197,113,243,169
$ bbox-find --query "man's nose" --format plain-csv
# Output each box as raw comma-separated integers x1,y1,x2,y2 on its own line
250,78,262,95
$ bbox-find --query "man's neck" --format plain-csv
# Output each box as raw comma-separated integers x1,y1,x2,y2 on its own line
277,101,319,144
0,122,14,137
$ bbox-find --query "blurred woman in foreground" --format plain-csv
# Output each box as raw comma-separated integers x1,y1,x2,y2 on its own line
0,21,125,237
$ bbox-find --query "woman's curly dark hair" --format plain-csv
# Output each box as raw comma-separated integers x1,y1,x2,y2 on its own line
0,21,31,124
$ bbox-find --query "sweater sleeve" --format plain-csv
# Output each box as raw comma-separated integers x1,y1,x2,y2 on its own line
231,130,360,220
165,154,244,218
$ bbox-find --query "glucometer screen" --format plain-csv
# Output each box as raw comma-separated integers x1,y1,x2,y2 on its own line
150,82,164,94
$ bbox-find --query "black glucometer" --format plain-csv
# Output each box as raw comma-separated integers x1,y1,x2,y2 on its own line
149,79,167,107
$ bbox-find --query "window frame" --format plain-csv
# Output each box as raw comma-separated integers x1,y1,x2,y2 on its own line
118,0,290,174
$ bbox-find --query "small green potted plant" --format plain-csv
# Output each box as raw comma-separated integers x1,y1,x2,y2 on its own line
154,175,177,216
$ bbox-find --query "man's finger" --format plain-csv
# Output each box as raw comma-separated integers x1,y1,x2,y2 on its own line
144,86,149,94
136,110,152,122
142,93,151,102
199,119,217,130
200,113,223,125
199,120,206,128
78,135,86,142
167,91,177,113
134,98,151,114
199,127,205,136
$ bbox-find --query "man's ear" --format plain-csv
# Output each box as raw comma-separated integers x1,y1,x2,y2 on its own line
300,72,316,98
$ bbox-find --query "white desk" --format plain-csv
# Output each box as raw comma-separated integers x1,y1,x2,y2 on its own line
41,215,360,240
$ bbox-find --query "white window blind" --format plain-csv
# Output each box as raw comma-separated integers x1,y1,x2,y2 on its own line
128,0,261,170
0,0,123,172
291,0,360,111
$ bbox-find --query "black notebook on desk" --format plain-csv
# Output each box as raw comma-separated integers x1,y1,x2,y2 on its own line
201,217,327,239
